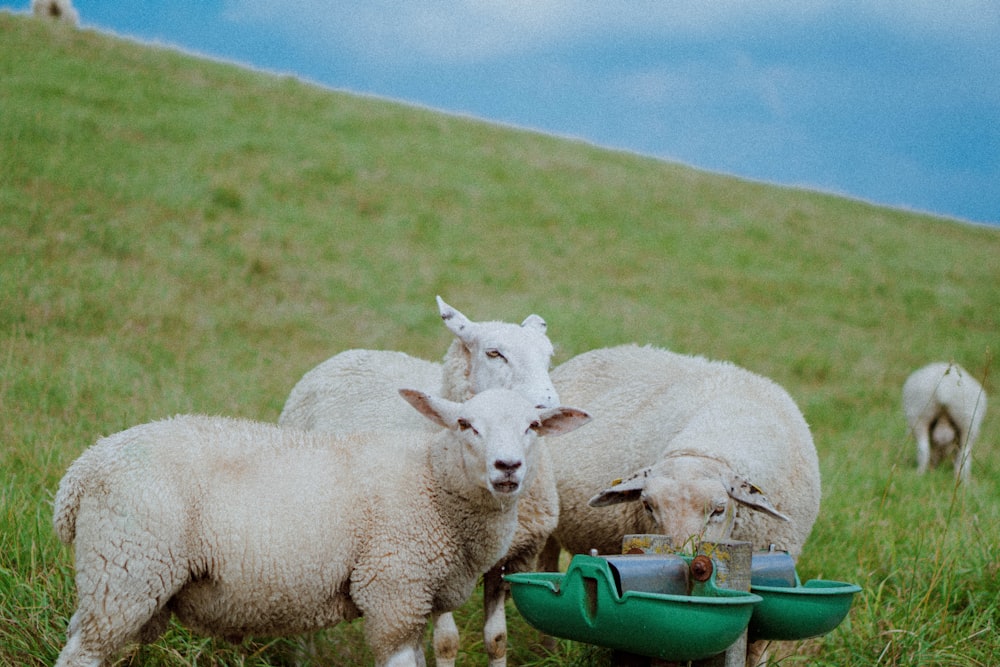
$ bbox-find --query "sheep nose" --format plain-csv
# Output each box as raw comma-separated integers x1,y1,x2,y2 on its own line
494,459,522,473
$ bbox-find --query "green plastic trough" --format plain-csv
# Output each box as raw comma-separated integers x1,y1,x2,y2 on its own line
749,578,862,641
505,554,761,661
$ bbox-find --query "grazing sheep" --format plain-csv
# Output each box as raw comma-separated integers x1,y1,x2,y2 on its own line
53,389,591,667
279,296,560,667
902,361,987,482
541,344,820,561
538,345,820,666
31,0,79,25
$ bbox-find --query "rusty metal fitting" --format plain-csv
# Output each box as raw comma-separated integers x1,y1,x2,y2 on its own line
690,554,713,582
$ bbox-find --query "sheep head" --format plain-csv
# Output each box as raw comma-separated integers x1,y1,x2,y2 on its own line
400,387,589,498
588,455,789,550
437,295,559,409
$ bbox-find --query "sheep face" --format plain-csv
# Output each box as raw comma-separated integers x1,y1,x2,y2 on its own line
400,388,589,498
588,456,789,551
437,296,559,409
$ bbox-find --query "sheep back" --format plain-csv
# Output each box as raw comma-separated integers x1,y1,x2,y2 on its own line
279,349,441,432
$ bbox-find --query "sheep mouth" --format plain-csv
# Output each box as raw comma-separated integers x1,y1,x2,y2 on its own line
491,480,521,495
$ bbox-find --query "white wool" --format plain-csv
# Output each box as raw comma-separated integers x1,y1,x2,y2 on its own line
902,361,987,482
31,0,79,26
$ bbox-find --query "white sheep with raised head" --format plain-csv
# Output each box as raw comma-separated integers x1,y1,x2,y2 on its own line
541,344,821,562
279,296,560,667
902,361,987,483
53,389,591,667
31,0,79,25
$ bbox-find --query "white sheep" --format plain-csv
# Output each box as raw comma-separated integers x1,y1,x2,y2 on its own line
902,361,987,483
538,345,820,666
53,389,591,667
279,296,560,431
31,0,79,25
541,345,820,560
279,296,560,667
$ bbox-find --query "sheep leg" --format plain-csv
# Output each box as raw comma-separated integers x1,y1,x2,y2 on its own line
56,535,185,667
954,430,972,483
431,611,459,667
55,595,168,667
380,643,423,667
482,564,509,667
536,537,563,652
363,603,428,667
53,616,103,667
747,639,770,666
914,425,931,474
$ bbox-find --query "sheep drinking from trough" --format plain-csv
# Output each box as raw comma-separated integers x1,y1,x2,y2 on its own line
538,345,821,665
52,389,591,667
541,345,820,560
902,361,987,483
279,296,561,667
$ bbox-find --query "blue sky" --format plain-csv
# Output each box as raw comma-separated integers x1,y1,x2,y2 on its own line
11,1,1000,225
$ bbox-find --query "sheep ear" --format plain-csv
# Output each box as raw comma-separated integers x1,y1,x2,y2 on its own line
521,313,547,333
399,389,458,430
588,467,652,507
724,474,791,522
437,296,475,342
535,407,591,437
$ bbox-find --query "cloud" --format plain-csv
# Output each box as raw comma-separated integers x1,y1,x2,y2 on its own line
224,0,999,65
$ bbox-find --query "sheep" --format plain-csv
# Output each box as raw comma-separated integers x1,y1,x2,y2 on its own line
279,296,560,432
902,361,987,483
279,296,561,667
31,0,79,25
52,388,591,667
536,345,820,666
541,344,820,559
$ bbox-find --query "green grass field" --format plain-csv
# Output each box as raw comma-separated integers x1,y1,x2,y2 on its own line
2,12,998,666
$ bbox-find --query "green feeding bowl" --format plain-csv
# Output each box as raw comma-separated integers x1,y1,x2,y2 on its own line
749,579,862,641
505,554,761,661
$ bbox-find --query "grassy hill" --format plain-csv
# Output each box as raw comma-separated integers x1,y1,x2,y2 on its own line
3,11,999,666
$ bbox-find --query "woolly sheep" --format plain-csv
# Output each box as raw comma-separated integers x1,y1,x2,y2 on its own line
902,361,987,482
279,296,560,667
31,0,79,25
539,345,820,666
541,344,821,561
53,389,591,667
279,296,559,432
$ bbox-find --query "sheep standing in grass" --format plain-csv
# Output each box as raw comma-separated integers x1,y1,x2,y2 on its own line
903,362,987,483
53,389,591,667
31,0,79,25
279,296,560,667
541,344,821,561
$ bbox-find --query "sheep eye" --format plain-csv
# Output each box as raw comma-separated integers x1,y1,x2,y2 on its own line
641,500,654,515
709,504,727,520
458,418,478,434
485,348,507,361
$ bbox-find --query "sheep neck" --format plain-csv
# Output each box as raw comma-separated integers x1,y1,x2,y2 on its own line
439,339,474,402
427,432,519,565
